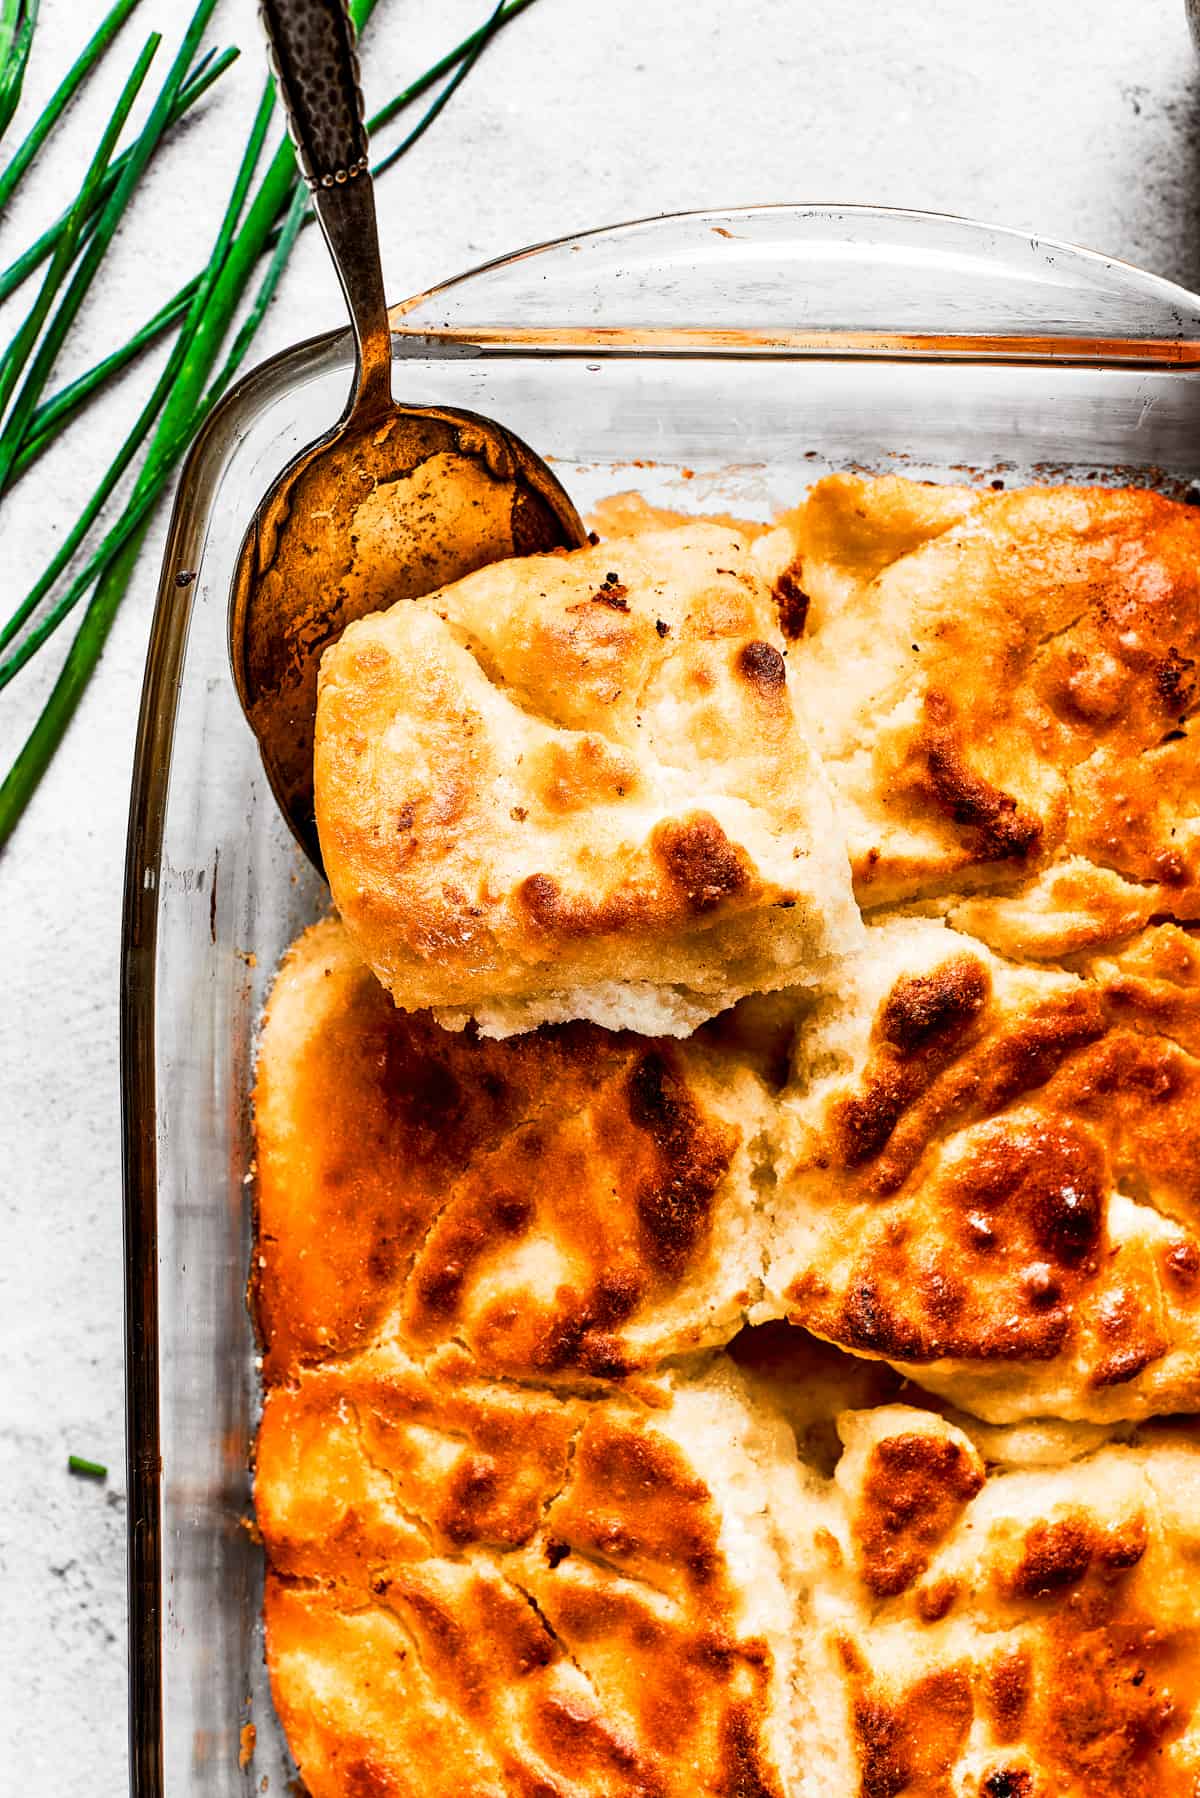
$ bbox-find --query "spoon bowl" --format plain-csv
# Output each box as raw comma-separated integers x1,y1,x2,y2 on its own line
232,0,585,870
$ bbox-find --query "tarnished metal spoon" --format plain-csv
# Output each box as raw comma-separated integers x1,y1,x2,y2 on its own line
231,0,585,871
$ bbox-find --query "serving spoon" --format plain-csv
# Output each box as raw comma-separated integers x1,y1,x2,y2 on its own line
230,0,586,871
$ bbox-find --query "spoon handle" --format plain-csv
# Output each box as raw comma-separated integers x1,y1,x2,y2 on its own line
259,0,392,416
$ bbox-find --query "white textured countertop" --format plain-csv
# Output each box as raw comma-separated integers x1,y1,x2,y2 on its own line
2,0,1198,1788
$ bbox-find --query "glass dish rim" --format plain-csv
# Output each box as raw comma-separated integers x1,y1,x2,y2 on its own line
118,198,1200,1796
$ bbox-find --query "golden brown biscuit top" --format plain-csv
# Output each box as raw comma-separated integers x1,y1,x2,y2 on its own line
822,1402,1200,1798
259,1355,805,1798
254,918,769,1386
787,475,1200,959
768,917,1200,1422
258,474,1200,1795
257,1316,1200,1798
257,914,1200,1424
313,523,859,1038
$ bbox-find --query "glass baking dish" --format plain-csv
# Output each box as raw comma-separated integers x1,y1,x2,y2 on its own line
121,203,1200,1796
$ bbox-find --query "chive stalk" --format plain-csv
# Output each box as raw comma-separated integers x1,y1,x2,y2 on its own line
0,33,159,432
0,0,143,213
0,80,275,662
67,1454,108,1479
0,4,222,496
0,0,543,847
372,0,505,181
0,0,38,143
11,0,536,465
0,42,238,306
0,179,313,700
14,283,194,477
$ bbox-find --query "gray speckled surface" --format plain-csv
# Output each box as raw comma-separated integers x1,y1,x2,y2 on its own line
2,0,1199,1788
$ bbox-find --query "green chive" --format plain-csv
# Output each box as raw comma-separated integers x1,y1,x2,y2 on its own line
0,42,238,306
366,0,536,145
0,0,38,144
67,1454,107,1479
10,0,537,464
0,75,274,662
2,182,314,692
373,0,506,182
0,33,158,437
0,0,142,214
0,0,546,848
13,282,194,477
0,1,221,497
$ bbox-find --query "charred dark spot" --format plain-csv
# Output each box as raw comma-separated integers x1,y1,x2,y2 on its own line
443,1455,499,1543
381,1045,465,1136
544,1537,571,1568
415,1258,467,1316
1021,1263,1062,1308
919,1269,965,1324
365,1240,398,1284
654,814,751,912
531,1303,634,1379
395,801,415,832
716,1705,778,1798
982,995,1108,1109
857,1431,983,1597
1033,1168,1103,1265
628,1051,680,1137
879,958,990,1055
520,873,565,928
915,1578,959,1622
736,639,787,693
840,1279,927,1358
921,691,1043,860
492,1193,533,1237
855,1669,973,1798
1166,1240,1200,1291
984,1649,1031,1742
773,565,811,639
1098,1517,1148,1569
1154,848,1187,884
983,1772,1033,1798
1008,1517,1093,1597
580,1333,631,1377
536,1695,641,1774
1155,646,1197,713
1090,1343,1162,1388
591,1267,643,1324
627,1052,733,1274
655,618,670,637
591,579,629,610
836,1074,908,1166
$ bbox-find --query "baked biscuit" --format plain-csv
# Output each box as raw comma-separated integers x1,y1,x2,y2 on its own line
256,915,1200,1422
256,471,1200,1794
783,475,1200,958
259,1354,820,1798
817,1401,1200,1798
765,917,1200,1422
256,1318,1200,1798
313,524,860,1037
253,918,772,1385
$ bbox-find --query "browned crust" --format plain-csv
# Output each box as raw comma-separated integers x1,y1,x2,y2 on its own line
794,476,1200,940
853,1430,984,1597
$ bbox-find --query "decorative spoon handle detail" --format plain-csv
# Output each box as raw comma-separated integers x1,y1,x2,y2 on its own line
259,0,368,188
258,0,392,413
